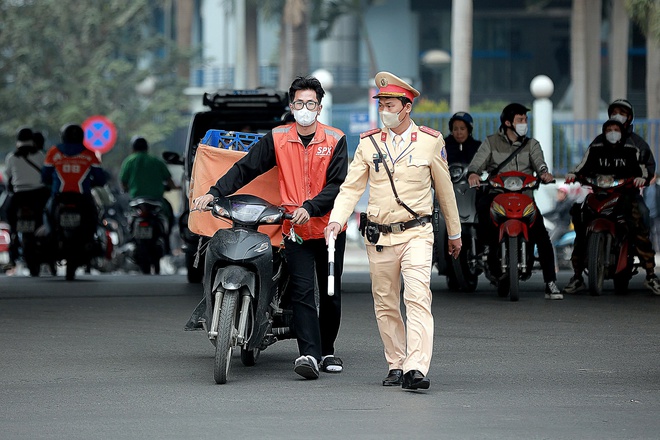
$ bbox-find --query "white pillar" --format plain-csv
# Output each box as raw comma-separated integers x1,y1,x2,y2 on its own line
312,69,334,126
234,0,247,89
530,75,555,214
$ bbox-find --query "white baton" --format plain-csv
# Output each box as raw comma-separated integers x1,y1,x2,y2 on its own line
327,231,336,296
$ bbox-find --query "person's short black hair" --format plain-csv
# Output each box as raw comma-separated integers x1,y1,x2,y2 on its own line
289,76,325,104
132,136,148,152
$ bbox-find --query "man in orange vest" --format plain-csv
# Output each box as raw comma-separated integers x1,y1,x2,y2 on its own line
193,76,349,380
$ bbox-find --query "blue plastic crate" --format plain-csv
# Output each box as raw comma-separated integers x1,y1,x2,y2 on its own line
200,129,264,152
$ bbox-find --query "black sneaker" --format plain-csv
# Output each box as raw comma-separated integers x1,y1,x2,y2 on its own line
562,275,586,294
545,281,563,300
320,355,343,373
644,275,660,295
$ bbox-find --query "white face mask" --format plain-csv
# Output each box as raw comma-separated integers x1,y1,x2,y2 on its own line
380,110,404,129
610,114,627,125
606,131,622,144
293,108,317,127
514,123,528,137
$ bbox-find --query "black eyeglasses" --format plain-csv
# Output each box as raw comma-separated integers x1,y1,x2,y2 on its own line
291,100,319,111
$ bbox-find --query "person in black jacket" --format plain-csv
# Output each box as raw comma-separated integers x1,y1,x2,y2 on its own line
444,112,481,165
563,119,660,295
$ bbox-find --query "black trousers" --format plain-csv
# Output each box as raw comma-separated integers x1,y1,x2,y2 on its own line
477,191,556,283
283,231,346,362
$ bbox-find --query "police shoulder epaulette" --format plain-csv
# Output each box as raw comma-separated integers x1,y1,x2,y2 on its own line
419,126,441,138
360,128,382,139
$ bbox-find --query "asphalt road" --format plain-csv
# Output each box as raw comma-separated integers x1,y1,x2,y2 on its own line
1,269,659,440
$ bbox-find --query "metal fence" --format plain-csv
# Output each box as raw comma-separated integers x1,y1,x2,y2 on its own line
332,104,660,176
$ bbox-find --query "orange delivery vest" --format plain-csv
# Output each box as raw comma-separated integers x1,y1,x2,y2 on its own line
271,122,345,241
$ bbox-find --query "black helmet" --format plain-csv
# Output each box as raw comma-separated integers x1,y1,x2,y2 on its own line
131,136,148,152
500,103,530,127
16,127,33,141
602,118,625,134
60,124,84,144
33,132,45,150
449,112,474,134
607,99,634,122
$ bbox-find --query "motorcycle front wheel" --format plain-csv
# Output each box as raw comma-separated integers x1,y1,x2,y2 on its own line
214,289,239,384
507,236,520,302
587,232,606,296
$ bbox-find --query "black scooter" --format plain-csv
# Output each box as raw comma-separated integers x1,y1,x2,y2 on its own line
128,198,167,274
185,194,293,384
433,162,482,291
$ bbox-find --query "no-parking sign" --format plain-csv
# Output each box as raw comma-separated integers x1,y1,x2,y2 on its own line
82,115,117,154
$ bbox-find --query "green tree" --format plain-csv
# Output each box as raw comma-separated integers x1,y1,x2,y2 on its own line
625,0,660,118
0,0,191,169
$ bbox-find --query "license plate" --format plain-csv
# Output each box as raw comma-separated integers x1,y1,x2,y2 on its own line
60,213,81,228
16,220,36,233
134,226,153,239
0,252,9,265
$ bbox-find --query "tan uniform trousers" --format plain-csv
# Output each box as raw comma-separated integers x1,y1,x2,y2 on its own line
366,236,434,376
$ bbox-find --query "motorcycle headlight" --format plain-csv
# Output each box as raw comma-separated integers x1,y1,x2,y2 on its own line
503,176,524,191
230,202,266,223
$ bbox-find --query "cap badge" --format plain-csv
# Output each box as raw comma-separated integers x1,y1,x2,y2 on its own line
380,78,388,87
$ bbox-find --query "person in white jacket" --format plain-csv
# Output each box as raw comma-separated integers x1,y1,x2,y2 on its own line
4,127,50,270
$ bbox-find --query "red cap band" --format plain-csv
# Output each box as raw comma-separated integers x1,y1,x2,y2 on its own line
375,84,416,102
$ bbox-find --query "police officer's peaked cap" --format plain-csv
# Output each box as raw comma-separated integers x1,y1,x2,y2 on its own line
373,72,420,102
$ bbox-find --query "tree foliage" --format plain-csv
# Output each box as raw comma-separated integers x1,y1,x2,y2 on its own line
625,0,660,40
0,0,191,168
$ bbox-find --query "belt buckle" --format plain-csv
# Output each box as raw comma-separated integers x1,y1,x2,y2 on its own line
390,223,404,234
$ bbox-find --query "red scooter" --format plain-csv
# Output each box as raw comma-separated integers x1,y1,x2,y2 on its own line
485,171,547,301
576,175,637,296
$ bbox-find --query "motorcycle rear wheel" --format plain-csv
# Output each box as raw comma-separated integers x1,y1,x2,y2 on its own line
587,232,606,296
214,290,239,384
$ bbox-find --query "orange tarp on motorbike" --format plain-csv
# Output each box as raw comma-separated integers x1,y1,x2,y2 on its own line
188,144,284,246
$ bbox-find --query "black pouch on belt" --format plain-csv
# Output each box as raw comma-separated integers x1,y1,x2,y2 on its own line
365,221,381,245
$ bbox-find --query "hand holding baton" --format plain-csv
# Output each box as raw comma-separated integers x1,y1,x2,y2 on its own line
327,231,336,296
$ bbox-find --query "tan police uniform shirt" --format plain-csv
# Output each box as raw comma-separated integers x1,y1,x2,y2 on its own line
329,121,461,245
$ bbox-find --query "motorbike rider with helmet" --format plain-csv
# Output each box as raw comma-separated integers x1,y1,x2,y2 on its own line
41,124,106,238
563,118,660,295
445,111,481,164
119,136,178,254
3,127,50,270
467,103,562,299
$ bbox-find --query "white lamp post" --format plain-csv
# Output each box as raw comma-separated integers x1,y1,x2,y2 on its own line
530,74,555,214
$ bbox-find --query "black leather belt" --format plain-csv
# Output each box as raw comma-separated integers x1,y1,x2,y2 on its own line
371,215,432,234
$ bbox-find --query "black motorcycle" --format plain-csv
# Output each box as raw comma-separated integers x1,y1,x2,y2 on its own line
185,194,293,384
14,201,54,276
128,198,167,274
433,162,482,292
51,193,103,280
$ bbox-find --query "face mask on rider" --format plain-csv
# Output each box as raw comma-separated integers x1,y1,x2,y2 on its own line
293,108,318,127
610,114,627,125
606,131,622,144
380,109,404,129
514,123,528,137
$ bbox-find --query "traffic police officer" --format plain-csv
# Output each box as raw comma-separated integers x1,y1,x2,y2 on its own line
324,71,461,390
